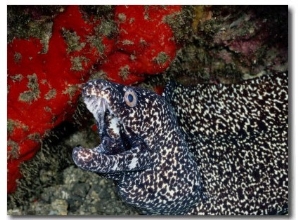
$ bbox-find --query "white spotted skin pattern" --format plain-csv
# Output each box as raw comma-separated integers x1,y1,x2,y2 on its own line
163,72,288,214
72,80,204,215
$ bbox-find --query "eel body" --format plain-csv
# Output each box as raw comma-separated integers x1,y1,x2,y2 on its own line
72,72,288,215
164,72,288,214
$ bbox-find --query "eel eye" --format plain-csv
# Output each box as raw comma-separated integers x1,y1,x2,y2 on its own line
124,88,137,107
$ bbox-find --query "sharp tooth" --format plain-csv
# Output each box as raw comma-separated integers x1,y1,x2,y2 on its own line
99,98,106,112
97,99,106,137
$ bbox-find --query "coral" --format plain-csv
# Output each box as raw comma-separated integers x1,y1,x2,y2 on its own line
191,6,212,32
94,5,182,84
7,6,112,193
201,6,288,80
100,52,146,84
115,6,181,75
165,6,288,85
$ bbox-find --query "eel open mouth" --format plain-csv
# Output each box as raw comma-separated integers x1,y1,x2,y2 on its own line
72,80,151,174
78,80,129,155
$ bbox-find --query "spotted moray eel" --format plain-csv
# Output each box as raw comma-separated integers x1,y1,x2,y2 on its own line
72,72,288,215
72,80,203,214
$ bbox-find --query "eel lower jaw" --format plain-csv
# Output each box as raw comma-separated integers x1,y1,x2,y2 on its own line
72,146,100,170
72,146,86,167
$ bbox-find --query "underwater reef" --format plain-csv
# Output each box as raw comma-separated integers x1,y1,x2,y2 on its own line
7,5,288,215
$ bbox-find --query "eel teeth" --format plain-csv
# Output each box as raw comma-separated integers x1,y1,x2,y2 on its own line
97,98,106,137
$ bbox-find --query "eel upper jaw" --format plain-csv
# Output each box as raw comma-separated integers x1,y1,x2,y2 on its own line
82,82,110,137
